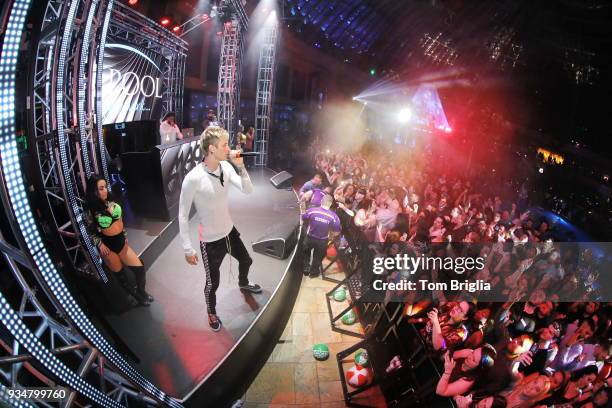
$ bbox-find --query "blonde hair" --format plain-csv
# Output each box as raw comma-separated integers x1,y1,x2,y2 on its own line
200,126,229,156
503,374,552,408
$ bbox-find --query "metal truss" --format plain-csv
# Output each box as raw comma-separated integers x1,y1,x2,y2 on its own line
30,0,109,287
9,0,183,406
107,2,188,121
217,19,243,144
178,13,211,38
254,20,279,167
0,233,154,407
216,0,248,145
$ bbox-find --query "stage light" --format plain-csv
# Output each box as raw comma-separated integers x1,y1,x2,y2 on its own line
369,68,376,76
539,167,544,174
172,25,181,33
397,107,412,123
445,126,452,133
160,17,171,26
128,0,138,5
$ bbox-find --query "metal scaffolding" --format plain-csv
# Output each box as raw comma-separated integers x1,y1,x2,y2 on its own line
216,0,248,145
217,19,243,144
254,19,279,167
2,0,185,405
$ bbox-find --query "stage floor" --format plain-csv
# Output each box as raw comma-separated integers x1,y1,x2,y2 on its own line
106,168,299,398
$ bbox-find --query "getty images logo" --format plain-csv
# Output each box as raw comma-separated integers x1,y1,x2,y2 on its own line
105,43,163,99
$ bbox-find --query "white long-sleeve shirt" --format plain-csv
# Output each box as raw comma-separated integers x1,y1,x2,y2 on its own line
178,161,253,255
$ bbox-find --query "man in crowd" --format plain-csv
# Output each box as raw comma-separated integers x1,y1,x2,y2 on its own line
299,173,324,199
301,194,340,278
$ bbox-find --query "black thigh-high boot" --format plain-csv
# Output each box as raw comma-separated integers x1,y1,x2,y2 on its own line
131,261,154,303
116,269,150,306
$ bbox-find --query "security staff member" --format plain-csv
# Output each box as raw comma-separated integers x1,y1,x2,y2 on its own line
301,194,340,278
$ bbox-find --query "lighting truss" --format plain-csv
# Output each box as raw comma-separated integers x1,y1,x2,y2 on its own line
254,18,279,167
179,13,211,38
486,26,523,70
217,0,248,144
563,47,599,85
0,232,150,407
96,0,114,182
31,0,110,287
1,0,183,405
218,20,243,143
420,32,458,66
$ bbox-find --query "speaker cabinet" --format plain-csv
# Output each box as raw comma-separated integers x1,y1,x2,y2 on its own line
252,222,299,259
270,171,294,189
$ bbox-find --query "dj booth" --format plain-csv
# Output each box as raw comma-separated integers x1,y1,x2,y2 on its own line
104,120,201,221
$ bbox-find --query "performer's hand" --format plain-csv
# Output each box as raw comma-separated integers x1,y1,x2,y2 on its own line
185,254,198,265
99,243,110,257
228,150,245,168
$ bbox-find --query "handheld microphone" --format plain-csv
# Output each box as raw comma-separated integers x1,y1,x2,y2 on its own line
228,151,260,158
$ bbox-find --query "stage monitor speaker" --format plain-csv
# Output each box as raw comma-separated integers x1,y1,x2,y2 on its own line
252,222,299,259
270,171,293,189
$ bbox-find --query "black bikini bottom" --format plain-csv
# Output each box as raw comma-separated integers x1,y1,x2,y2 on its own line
101,232,126,253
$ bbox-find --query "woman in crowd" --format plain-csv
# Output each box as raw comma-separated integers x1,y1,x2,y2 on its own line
86,175,154,306
539,365,600,406
501,373,553,408
436,344,498,397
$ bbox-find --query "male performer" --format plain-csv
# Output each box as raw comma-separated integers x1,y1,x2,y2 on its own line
179,126,261,332
301,194,341,277
159,112,183,144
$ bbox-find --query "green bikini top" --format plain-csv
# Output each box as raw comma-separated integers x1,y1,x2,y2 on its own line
96,202,122,229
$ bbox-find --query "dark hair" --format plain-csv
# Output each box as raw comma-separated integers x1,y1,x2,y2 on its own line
490,395,507,408
162,112,176,121
571,365,598,382
86,175,111,214
470,393,507,408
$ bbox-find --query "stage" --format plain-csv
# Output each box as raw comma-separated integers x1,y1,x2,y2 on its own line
106,168,300,399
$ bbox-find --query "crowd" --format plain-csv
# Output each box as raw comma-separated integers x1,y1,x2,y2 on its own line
299,144,611,408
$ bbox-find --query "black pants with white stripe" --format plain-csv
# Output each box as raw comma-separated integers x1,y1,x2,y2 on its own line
200,227,252,315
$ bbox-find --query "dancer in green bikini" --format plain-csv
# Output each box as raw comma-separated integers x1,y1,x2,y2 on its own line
86,175,154,306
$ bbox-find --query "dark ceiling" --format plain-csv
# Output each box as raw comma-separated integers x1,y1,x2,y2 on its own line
128,0,612,152
283,0,612,153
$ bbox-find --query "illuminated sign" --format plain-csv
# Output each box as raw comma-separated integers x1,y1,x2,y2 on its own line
101,42,166,124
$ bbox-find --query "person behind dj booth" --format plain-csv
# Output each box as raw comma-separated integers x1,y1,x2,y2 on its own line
202,109,218,130
159,112,183,144
179,126,262,332
301,194,341,278
245,126,254,152
85,175,154,306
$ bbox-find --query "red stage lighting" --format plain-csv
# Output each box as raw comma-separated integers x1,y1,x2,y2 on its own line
160,17,171,26
128,0,138,5
172,25,181,33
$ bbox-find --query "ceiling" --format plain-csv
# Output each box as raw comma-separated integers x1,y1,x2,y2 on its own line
125,0,612,152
